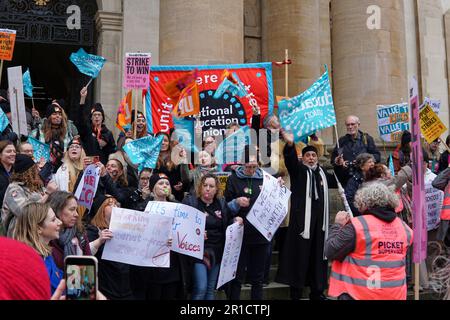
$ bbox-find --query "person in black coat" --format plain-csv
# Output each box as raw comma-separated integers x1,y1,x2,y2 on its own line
183,173,242,300
0,140,15,208
0,97,18,144
276,130,337,300
331,115,380,187
127,168,153,211
75,86,116,165
224,145,268,300
86,195,133,300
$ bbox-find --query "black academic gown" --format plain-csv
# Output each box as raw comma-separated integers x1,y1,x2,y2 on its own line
276,143,337,292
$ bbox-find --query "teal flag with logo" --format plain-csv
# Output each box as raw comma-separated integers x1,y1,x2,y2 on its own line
215,126,251,165
279,69,336,142
28,136,50,162
0,108,9,133
172,117,199,153
70,48,106,78
123,135,164,171
23,68,33,97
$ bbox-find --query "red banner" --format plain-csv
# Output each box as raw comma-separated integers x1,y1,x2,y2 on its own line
146,63,274,137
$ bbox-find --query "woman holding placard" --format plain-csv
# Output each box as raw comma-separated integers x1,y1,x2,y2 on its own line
129,173,191,300
183,173,242,300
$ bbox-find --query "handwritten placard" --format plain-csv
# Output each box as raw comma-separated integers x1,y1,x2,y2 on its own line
0,29,16,61
145,201,206,259
217,222,244,289
247,172,291,241
102,208,173,267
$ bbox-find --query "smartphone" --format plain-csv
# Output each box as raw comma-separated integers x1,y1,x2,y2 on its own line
64,256,98,300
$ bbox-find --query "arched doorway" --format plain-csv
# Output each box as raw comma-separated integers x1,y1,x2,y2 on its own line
0,0,98,119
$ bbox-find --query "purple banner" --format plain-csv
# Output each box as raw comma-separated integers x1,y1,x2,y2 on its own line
410,77,427,263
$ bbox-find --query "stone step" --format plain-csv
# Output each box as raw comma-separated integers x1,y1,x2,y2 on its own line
216,282,291,300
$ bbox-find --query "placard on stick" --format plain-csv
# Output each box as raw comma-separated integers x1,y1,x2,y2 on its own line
123,52,151,89
419,104,447,144
0,29,16,61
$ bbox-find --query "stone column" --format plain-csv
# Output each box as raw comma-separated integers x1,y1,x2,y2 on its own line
262,0,321,97
417,0,449,136
159,0,244,65
331,0,408,141
95,1,123,133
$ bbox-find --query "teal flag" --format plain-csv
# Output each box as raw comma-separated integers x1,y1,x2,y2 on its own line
0,108,9,133
28,136,50,162
23,68,33,97
123,135,164,171
215,126,251,165
172,117,199,153
70,48,106,78
389,153,395,177
279,69,336,142
213,72,247,99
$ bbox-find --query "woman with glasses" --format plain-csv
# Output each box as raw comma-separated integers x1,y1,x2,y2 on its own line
52,137,87,193
128,168,153,211
86,195,133,300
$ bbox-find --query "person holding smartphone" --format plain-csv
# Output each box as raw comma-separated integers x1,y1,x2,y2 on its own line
86,195,133,300
13,202,63,294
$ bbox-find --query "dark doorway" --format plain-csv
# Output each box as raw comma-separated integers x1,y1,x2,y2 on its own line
0,0,97,120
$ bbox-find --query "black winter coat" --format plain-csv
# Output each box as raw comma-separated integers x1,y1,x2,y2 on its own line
74,103,116,165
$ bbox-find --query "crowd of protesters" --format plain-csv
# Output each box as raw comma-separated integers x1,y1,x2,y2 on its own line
1,85,450,301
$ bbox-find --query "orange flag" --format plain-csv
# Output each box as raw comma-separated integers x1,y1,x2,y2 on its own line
116,90,133,132
164,70,200,118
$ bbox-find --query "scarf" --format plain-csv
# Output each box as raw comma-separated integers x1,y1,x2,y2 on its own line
301,167,329,259
58,227,79,258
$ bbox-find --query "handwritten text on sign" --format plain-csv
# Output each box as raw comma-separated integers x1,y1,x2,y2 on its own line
217,222,244,289
247,172,291,241
74,164,100,210
0,29,16,61
102,208,173,267
124,52,151,89
145,201,206,260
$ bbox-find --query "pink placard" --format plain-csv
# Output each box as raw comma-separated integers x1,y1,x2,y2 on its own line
123,53,151,89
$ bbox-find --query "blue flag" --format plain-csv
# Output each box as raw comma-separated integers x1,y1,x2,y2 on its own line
23,68,33,97
28,136,50,162
213,72,247,99
215,126,251,165
70,48,106,78
279,69,336,142
172,117,200,153
0,108,9,133
123,135,164,171
389,153,395,177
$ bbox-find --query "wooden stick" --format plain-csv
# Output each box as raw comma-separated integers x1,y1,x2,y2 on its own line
133,89,138,140
285,49,289,98
13,88,21,134
85,77,93,88
334,125,340,149
415,263,420,300
0,60,3,88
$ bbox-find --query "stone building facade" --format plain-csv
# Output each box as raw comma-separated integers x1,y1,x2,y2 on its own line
92,0,450,145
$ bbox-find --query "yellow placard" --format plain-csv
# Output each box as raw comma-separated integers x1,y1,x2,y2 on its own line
216,172,231,194
0,29,16,61
420,104,447,143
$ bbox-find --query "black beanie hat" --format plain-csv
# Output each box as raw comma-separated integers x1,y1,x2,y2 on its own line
45,103,63,119
302,145,318,156
14,154,35,174
0,101,10,114
90,103,105,122
149,173,169,191
68,136,83,149
401,130,411,146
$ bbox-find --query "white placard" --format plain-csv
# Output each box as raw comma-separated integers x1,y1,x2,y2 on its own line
217,222,244,289
247,172,291,241
102,207,173,267
425,170,443,231
145,201,206,260
74,164,100,210
7,66,28,136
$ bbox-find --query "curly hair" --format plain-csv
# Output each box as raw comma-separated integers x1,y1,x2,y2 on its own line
10,165,43,193
195,173,222,199
354,182,399,212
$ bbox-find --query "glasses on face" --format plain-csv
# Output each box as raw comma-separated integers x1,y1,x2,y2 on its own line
346,123,358,127
245,165,258,169
69,144,81,150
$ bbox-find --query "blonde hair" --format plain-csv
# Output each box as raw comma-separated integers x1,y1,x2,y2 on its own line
62,147,87,193
13,202,53,257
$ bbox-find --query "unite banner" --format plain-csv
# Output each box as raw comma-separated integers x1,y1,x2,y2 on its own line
146,63,274,136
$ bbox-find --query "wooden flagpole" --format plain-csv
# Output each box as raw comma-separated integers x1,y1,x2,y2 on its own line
0,60,3,88
133,89,138,139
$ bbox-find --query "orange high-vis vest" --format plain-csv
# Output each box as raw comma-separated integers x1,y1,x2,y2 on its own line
328,215,413,300
440,184,450,220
